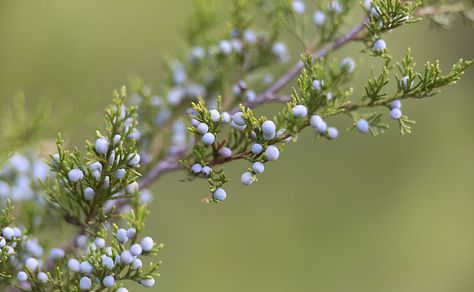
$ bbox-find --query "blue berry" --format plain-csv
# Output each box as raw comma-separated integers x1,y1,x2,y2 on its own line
329,0,343,13
127,228,136,239
191,164,202,174
37,272,48,283
313,11,326,26
233,40,243,52
139,277,156,288
202,166,212,176
84,187,95,201
232,112,246,126
312,79,324,91
391,99,402,109
327,127,339,139
2,227,14,240
68,169,84,183
390,108,402,119
108,151,116,165
213,188,227,201
191,118,200,127
76,235,88,247
94,238,105,248
221,112,231,123
94,137,109,155
262,120,276,140
310,115,323,128
246,90,257,103
252,162,265,174
272,42,289,62
373,39,386,51
116,228,128,243
141,236,154,252
49,248,65,260
326,92,333,101
196,123,209,134
310,115,327,133
340,57,356,73
103,176,110,189
292,105,308,118
363,0,372,10
263,133,276,141
17,271,27,282
125,181,138,196
103,275,115,287
89,161,102,172
68,259,80,272
250,130,258,140
105,247,113,256
80,277,92,290
241,172,253,185
114,168,126,179
190,46,205,60
112,134,121,145
252,144,263,155
102,257,114,270
132,258,143,270
356,119,370,133
243,29,257,44
370,6,381,17
400,76,410,92
218,147,232,158
265,145,280,161
202,133,216,145
130,243,143,256
120,250,134,264
219,40,233,55
209,110,220,122
231,121,247,131
128,128,141,141
25,258,39,271
127,153,140,167
292,0,305,14
80,261,92,274
12,227,21,238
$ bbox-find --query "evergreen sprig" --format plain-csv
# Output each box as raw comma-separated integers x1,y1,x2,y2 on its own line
0,0,472,291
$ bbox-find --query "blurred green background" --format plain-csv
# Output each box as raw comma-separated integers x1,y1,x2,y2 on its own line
1,1,474,291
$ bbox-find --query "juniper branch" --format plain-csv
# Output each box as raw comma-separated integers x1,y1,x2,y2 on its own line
135,2,469,191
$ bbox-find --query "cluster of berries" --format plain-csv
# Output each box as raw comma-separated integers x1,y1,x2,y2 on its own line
290,0,345,27
0,153,49,204
187,53,414,202
1,225,50,288
66,231,156,290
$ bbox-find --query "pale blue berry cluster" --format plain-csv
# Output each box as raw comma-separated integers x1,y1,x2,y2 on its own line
0,153,49,205
65,230,158,291
185,56,364,201
48,94,148,220
1,225,51,288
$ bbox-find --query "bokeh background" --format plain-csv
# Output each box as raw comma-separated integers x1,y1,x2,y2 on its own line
1,1,474,291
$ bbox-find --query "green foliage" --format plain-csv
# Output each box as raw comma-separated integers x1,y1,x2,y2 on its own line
184,0,220,45
0,91,49,164
42,88,141,235
0,199,13,229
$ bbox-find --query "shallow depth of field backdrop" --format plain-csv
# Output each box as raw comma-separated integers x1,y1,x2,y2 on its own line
1,1,474,291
